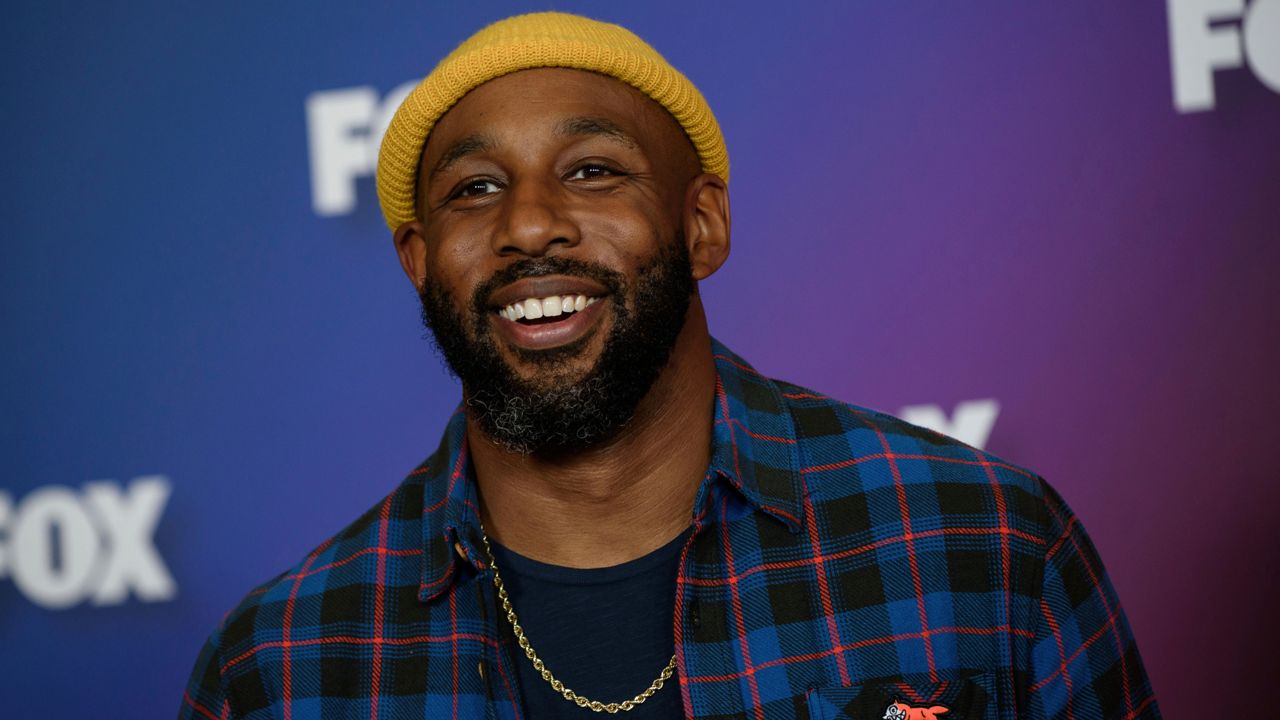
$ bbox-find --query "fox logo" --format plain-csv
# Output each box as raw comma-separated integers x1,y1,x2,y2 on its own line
882,699,950,720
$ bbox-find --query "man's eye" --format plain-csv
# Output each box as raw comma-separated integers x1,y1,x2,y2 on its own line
455,179,500,198
569,164,618,180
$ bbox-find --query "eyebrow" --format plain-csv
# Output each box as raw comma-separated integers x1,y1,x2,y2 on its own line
427,116,638,183
556,116,638,148
429,134,496,179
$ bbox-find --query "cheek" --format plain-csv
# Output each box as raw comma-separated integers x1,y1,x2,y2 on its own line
576,205,667,265
424,227,494,290
422,261,483,317
426,218,483,262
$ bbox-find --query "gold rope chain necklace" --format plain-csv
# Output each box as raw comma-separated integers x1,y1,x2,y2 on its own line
479,531,678,714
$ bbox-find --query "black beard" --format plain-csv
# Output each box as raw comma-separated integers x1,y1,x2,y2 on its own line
418,237,694,455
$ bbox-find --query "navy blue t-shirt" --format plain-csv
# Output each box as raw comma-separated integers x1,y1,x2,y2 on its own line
489,528,692,719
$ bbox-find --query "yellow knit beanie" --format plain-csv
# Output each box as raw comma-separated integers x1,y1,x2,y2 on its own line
375,11,729,230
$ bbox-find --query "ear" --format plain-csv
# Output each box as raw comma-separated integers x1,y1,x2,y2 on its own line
681,173,730,281
393,220,429,292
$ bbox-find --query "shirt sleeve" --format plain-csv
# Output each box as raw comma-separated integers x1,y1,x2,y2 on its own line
179,626,236,720
1026,478,1161,718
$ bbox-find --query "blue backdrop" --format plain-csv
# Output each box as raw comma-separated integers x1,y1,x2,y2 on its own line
3,1,1278,717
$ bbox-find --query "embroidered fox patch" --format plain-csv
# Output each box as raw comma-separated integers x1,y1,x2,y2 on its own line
882,699,950,720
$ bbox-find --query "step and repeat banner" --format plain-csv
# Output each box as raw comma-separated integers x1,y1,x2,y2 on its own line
3,1,1277,717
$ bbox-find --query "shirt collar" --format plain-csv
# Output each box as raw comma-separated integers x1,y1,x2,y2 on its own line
704,338,804,529
416,337,804,602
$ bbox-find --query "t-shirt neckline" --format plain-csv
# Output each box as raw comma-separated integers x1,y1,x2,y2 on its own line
488,526,693,586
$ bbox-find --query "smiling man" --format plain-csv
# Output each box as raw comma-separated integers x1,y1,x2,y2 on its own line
181,12,1159,720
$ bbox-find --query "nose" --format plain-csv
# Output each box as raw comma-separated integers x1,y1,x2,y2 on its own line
491,177,579,257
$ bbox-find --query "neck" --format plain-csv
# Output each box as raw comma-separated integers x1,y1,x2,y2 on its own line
468,303,715,568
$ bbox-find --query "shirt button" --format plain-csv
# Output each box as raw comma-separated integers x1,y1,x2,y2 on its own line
454,542,468,561
477,661,487,681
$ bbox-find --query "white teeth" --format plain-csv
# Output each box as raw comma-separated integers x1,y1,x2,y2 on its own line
499,294,600,321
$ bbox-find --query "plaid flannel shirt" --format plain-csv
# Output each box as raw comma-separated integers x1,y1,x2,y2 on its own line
181,339,1160,719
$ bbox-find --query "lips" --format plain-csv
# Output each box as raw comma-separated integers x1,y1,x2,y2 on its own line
487,275,608,309
487,275,611,351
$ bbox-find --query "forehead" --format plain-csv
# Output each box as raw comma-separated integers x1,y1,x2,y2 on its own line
421,67,691,169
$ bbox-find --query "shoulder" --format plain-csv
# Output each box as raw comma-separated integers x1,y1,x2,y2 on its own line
770,376,1055,543
204,457,433,665
182,443,456,716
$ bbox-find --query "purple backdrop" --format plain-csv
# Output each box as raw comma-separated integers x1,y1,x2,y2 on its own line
2,1,1278,717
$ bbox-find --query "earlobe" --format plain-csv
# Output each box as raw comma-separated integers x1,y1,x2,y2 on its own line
683,174,731,281
393,221,429,291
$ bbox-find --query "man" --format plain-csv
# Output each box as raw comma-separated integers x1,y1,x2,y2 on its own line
182,12,1160,719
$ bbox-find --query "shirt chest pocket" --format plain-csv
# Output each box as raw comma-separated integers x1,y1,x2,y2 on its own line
805,673,996,720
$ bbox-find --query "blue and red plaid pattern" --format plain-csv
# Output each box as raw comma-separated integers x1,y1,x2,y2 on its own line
181,340,1160,719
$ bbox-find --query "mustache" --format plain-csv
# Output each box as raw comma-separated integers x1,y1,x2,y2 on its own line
469,256,627,316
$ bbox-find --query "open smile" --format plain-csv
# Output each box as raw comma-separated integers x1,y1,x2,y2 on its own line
487,276,612,351
497,293,601,322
